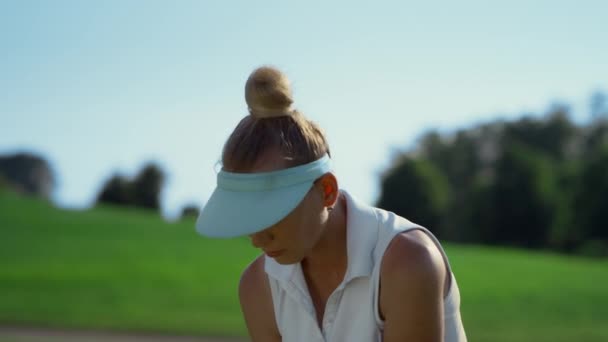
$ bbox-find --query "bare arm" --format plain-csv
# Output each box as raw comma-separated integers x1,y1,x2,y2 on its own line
238,256,281,342
379,230,447,342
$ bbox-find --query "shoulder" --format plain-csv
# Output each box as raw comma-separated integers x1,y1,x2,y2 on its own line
239,255,281,341
381,229,446,279
239,254,267,297
379,229,447,317
239,255,274,312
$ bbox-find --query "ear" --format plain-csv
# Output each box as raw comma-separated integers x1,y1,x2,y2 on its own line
317,173,339,208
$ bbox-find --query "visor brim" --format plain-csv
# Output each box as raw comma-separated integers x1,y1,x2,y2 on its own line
195,181,314,238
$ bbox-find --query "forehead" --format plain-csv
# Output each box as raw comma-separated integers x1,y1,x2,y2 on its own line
250,148,291,173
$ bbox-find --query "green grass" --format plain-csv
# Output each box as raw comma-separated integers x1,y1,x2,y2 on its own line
450,247,608,341
0,190,258,337
1,189,607,341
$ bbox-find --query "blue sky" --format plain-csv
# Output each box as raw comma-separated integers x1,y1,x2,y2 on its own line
1,0,607,219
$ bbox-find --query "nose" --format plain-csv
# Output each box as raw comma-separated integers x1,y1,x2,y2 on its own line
249,230,273,249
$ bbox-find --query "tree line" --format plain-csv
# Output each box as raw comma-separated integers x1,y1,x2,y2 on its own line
0,155,198,220
2,92,606,256
377,92,608,257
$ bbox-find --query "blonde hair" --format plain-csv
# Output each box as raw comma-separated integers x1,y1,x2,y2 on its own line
222,66,330,172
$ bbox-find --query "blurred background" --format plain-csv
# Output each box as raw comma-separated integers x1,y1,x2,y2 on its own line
1,0,607,341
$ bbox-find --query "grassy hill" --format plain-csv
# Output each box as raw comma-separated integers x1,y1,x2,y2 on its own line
1,190,607,341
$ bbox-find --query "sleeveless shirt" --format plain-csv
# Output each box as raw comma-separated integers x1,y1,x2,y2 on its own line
264,190,467,341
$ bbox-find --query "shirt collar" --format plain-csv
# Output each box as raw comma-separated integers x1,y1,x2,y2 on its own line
264,190,379,287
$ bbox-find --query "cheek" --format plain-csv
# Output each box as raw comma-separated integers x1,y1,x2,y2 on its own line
293,210,324,247
279,196,326,258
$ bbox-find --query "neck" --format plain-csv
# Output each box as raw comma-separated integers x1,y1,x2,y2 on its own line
302,193,348,276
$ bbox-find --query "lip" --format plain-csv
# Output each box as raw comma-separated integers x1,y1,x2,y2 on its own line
264,249,285,257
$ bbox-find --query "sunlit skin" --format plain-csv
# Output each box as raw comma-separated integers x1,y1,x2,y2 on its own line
247,149,348,276
239,149,449,342
248,185,346,269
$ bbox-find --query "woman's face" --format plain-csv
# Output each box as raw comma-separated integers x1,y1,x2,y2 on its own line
249,186,327,264
247,151,329,264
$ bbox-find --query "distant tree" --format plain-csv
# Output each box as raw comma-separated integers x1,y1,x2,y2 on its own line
571,145,608,243
418,130,447,170
417,124,502,241
479,144,556,248
418,129,481,190
180,204,200,220
96,162,166,213
96,174,133,206
548,159,581,252
590,91,607,120
375,94,608,257
583,119,608,154
502,107,576,162
0,152,55,199
376,156,450,237
132,163,165,211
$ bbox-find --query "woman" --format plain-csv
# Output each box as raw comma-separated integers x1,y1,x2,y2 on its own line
196,66,467,341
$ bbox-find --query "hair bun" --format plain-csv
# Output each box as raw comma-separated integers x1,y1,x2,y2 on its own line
245,66,294,119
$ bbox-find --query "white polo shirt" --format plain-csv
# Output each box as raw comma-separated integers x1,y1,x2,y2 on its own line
264,191,467,341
